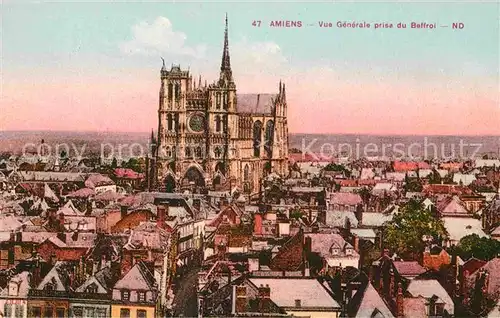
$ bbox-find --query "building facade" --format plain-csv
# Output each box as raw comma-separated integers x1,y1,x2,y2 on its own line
153,15,289,195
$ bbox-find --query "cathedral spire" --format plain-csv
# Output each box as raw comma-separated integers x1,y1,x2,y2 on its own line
282,82,286,102
219,13,234,85
198,75,202,89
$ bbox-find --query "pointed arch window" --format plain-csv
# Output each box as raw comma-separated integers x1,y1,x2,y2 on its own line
222,92,228,109
185,147,192,158
253,121,262,157
265,120,274,158
167,114,173,131
216,92,221,109
214,147,222,159
168,83,173,99
195,146,202,158
222,115,228,133
174,83,180,100
215,115,222,132
166,146,172,158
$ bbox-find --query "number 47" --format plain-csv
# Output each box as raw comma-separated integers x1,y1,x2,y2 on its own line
252,20,261,27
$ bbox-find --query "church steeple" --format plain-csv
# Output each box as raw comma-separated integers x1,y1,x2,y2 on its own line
219,13,234,86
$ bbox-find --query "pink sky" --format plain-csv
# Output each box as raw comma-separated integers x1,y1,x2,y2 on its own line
1,69,499,135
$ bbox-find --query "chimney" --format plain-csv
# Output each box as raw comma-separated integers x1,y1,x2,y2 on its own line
389,269,395,297
49,253,57,266
120,205,128,219
86,200,92,216
253,213,263,235
157,205,166,228
355,204,363,225
382,248,389,258
58,213,65,229
48,208,57,221
396,283,404,317
304,236,312,254
193,198,201,211
57,232,66,243
248,258,259,272
234,285,247,313
353,235,360,253
258,284,271,312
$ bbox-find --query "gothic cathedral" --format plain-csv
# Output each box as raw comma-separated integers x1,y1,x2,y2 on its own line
152,15,289,195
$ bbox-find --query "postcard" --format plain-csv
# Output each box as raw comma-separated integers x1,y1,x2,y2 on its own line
0,1,499,317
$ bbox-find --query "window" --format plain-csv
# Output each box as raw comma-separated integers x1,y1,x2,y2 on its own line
195,146,202,159
119,308,130,318
84,308,94,318
331,248,340,255
345,248,353,256
86,284,98,293
174,83,180,100
216,92,221,109
72,307,83,318
222,92,228,109
56,307,65,318
185,147,192,158
214,147,221,158
167,114,173,131
168,83,173,99
222,115,228,133
253,121,262,157
44,306,53,318
138,291,146,302
137,310,147,318
4,304,12,318
96,308,107,318
8,248,14,265
15,305,24,318
121,290,130,301
215,115,221,132
32,307,41,318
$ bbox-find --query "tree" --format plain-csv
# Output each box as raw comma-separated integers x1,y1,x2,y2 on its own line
454,234,500,261
383,199,447,259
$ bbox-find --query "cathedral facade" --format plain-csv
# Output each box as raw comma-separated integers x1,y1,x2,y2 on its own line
153,16,289,194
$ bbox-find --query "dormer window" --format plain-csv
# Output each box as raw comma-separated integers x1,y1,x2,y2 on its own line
331,248,340,255
86,283,98,293
138,291,146,302
121,290,130,301
346,247,353,256
8,282,18,296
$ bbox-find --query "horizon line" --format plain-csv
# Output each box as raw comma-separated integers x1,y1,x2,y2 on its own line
1,129,499,138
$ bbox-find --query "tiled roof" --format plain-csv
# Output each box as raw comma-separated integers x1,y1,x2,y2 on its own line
236,94,275,114
114,168,144,179
443,217,487,242
462,257,487,275
248,278,341,309
393,161,431,172
330,192,362,206
305,233,357,258
393,261,426,276
466,258,500,296
408,279,454,314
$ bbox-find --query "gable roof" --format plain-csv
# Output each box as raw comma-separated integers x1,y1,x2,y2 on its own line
407,279,454,314
353,283,394,318
248,278,340,309
114,261,157,291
